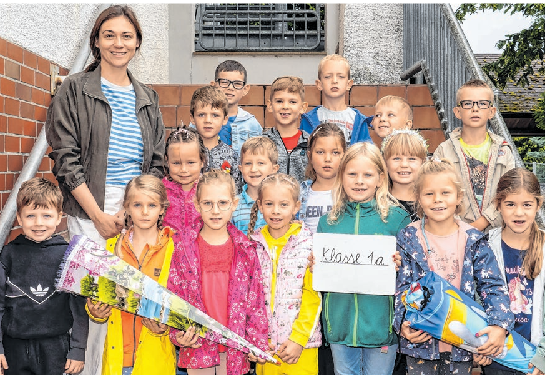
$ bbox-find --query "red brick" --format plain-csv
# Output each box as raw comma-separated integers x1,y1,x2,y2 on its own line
20,102,35,119
31,88,44,106
239,85,264,106
44,93,52,107
7,117,23,135
6,43,23,64
241,106,265,127
153,85,181,106
1,77,16,97
413,106,441,130
264,108,275,128
420,130,446,153
7,154,23,172
38,157,50,172
176,106,191,128
35,72,50,91
305,85,322,107
22,120,37,137
0,97,3,113
0,173,5,190
0,38,7,57
0,57,4,75
369,129,382,147
20,66,34,86
4,60,20,81
159,106,176,128
354,106,375,118
350,86,378,106
0,115,6,132
5,136,20,152
407,85,434,106
42,172,56,183
35,106,46,122
37,56,50,75
8,228,23,243
264,86,271,105
181,85,200,106
23,50,38,70
15,82,32,102
5,173,15,191
378,85,407,100
5,97,19,116
0,136,4,153
20,137,35,153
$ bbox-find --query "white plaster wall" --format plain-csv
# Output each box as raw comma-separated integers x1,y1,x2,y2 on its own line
0,3,169,83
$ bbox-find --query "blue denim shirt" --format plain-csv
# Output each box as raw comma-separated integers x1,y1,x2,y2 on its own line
218,107,263,155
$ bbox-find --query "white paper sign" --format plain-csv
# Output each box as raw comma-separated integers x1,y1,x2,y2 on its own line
312,233,396,295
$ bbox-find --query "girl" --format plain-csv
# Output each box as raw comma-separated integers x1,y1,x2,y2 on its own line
299,122,347,233
382,129,428,222
167,170,269,375
163,127,208,234
86,174,176,375
248,173,322,375
317,142,411,375
482,168,545,375
395,159,514,375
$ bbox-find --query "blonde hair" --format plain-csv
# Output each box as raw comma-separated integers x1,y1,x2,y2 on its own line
240,136,278,165
306,122,347,181
195,169,237,202
328,142,394,224
413,159,464,218
270,76,305,101
495,167,544,279
375,95,413,121
317,54,351,80
190,85,228,117
456,78,494,103
247,173,300,238
17,177,63,214
115,174,169,258
382,129,428,161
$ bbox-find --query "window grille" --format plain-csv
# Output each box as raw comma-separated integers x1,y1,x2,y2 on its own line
194,4,325,52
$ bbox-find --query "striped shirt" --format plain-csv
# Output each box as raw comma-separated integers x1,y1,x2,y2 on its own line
102,78,144,187
232,184,266,235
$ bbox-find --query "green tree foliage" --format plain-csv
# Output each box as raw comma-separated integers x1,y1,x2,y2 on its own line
513,136,545,170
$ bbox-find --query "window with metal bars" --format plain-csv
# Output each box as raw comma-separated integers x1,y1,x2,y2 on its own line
194,4,325,52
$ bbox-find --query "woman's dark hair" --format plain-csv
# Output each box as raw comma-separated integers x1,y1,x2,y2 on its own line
85,5,143,73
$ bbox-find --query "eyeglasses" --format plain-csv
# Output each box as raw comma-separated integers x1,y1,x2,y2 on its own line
216,78,245,90
199,200,232,212
458,100,492,109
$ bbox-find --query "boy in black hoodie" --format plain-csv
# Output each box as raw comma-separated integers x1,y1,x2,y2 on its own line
0,177,88,375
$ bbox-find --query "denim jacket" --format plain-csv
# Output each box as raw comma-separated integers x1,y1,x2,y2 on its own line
394,221,514,362
219,107,263,155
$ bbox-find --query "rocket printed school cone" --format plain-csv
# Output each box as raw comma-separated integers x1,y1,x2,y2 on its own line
401,272,535,373
56,235,276,363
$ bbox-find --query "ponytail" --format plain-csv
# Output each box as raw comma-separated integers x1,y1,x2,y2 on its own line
524,221,544,279
247,201,260,239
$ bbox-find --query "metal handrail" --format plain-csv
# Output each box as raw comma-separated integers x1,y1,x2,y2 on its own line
0,4,111,246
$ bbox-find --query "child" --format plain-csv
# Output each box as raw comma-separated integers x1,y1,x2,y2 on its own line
317,142,411,375
232,136,279,234
212,59,263,154
168,170,269,375
434,79,515,232
0,177,88,374
248,173,322,375
371,95,413,140
263,76,310,184
190,85,241,189
395,159,514,375
163,127,207,234
300,54,373,145
86,174,176,375
481,168,545,375
299,122,346,233
382,129,428,222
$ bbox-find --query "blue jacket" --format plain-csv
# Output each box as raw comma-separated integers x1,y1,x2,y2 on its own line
299,106,374,145
218,107,263,155
394,221,514,362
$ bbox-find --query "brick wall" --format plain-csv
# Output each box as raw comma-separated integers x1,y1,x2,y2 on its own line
0,37,70,244
150,83,445,152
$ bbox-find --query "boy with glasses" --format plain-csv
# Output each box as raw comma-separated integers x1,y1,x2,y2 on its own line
211,60,263,154
433,79,515,232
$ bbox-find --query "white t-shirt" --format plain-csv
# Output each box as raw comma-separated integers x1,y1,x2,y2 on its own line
303,189,333,233
317,107,356,143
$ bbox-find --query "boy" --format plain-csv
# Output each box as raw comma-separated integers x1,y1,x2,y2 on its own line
300,54,373,145
0,177,88,375
372,95,413,140
434,78,515,231
264,76,310,184
190,85,241,189
211,60,263,154
232,136,279,234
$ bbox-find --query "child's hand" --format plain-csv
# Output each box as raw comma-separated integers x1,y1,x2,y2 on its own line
529,363,545,375
307,253,315,273
393,251,402,271
86,298,112,321
175,326,202,348
249,342,276,364
476,325,507,357
64,359,84,374
0,354,8,374
473,354,492,366
142,318,168,335
277,339,303,364
400,321,431,344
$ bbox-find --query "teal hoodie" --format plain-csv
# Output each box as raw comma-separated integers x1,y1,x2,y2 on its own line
317,200,411,347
